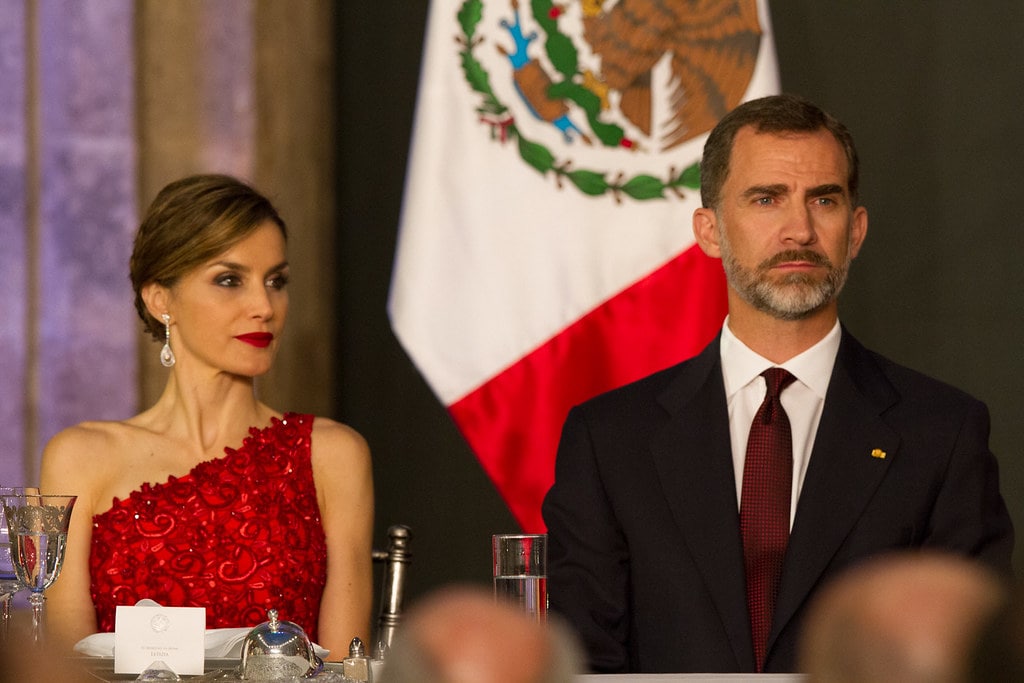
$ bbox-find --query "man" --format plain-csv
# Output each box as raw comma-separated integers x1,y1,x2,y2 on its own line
800,552,1007,683
378,586,583,683
541,94,1014,674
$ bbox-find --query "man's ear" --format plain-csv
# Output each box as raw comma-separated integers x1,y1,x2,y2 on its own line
141,282,169,322
849,206,868,259
693,207,722,259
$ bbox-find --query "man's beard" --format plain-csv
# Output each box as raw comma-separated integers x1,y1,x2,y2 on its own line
718,225,852,321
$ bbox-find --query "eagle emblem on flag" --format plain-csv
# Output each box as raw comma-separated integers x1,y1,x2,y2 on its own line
456,0,763,201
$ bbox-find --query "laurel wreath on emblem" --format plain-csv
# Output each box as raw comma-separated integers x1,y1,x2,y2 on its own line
456,0,702,203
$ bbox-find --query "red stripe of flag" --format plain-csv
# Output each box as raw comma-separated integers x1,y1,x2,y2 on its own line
449,244,727,531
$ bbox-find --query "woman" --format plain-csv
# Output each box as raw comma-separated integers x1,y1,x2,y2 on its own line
40,174,374,659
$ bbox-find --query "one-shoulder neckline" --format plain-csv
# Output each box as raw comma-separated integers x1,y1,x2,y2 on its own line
95,412,311,520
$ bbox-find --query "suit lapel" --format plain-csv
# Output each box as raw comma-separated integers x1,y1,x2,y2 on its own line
650,339,756,670
770,331,900,649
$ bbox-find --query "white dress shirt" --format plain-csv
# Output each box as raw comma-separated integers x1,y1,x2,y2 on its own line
719,318,842,528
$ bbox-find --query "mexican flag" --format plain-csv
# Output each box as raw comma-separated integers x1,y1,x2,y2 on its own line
389,0,780,531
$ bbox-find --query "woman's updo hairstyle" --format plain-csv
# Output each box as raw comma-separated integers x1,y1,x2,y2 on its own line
130,174,287,341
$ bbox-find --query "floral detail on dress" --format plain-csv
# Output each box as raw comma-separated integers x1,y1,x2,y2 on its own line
90,413,327,639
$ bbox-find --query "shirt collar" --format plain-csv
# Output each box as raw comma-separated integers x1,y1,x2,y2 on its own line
720,317,842,399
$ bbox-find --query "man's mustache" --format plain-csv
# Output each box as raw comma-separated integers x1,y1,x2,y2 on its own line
759,250,833,270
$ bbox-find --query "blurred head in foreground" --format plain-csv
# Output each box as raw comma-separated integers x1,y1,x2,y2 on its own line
379,585,583,683
799,552,1006,683
0,612,93,682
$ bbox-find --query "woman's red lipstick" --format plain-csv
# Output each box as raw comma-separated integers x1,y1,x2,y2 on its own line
235,332,274,348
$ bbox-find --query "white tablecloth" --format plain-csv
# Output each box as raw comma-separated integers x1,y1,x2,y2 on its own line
74,661,805,681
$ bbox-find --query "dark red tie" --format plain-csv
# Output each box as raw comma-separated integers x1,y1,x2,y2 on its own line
740,367,796,672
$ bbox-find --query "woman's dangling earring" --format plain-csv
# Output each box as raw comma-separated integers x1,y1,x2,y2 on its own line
160,313,176,367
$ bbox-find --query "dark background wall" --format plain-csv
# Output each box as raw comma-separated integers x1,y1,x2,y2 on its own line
334,2,1024,605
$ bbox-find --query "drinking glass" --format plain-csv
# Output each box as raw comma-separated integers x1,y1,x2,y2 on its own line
0,487,26,641
492,533,547,621
2,493,77,644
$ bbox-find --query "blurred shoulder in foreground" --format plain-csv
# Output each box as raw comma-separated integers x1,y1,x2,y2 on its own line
800,551,1007,683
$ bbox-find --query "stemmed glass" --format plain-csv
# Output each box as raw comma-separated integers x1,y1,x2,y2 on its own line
0,487,26,641
1,493,76,644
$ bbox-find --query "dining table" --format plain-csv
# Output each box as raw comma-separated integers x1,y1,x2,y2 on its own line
69,660,807,682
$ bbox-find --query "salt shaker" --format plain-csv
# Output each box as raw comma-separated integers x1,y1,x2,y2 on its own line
370,641,387,681
342,637,372,682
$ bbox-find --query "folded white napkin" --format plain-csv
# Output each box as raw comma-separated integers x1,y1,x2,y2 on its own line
73,627,249,658
73,600,329,659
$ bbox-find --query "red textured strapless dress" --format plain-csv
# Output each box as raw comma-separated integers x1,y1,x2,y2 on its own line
89,413,327,640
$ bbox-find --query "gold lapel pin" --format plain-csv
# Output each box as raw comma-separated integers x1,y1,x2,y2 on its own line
871,448,887,459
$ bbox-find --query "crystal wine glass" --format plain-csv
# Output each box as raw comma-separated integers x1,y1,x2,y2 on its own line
1,493,76,645
0,486,26,642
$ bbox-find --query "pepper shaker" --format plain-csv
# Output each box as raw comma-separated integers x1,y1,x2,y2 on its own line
343,636,372,682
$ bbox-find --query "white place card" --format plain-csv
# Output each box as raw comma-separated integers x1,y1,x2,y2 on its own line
114,605,206,675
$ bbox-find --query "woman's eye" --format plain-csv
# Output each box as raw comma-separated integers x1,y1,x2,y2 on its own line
267,273,289,290
215,274,241,287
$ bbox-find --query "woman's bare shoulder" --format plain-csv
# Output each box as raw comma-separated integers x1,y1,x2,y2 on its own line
309,416,370,458
44,420,129,457
41,419,158,475
40,420,142,495
308,416,372,489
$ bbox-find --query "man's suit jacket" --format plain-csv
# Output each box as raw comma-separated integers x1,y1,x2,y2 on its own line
542,329,1014,673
